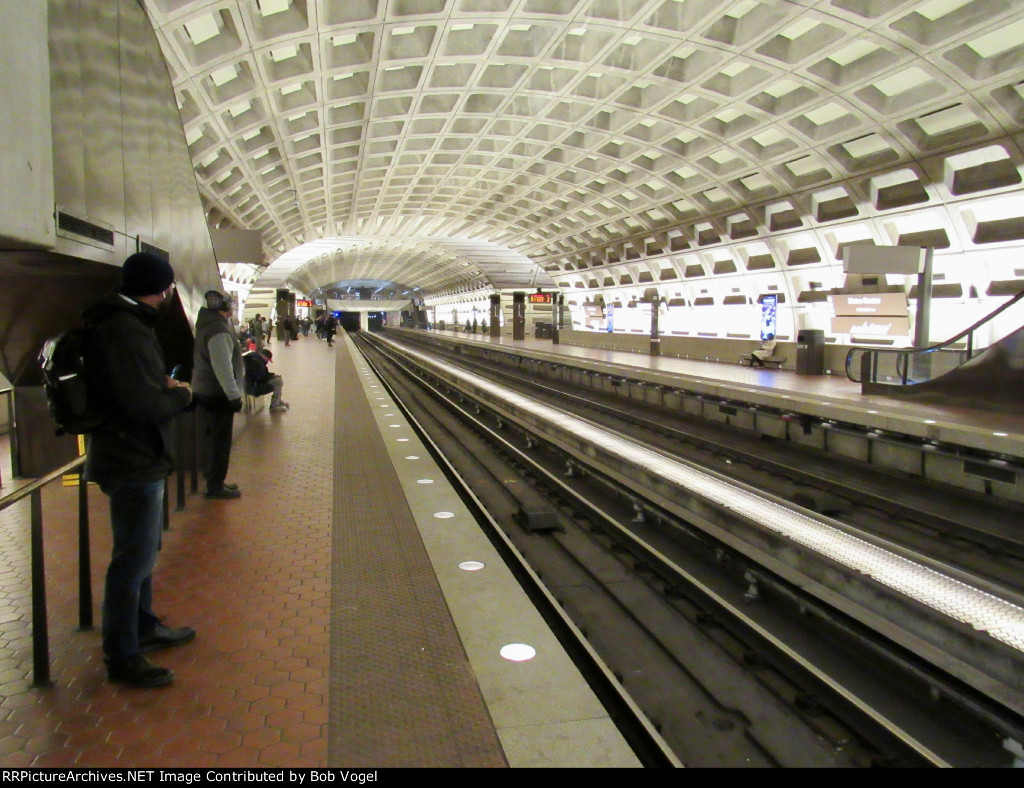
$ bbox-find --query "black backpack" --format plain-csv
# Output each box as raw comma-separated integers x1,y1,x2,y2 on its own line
38,328,105,436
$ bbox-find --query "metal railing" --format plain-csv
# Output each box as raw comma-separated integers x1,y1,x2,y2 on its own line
0,386,12,487
0,409,201,687
846,289,1024,386
0,456,90,687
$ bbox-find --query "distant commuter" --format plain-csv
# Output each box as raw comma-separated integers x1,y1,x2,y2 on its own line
249,313,266,350
748,333,777,367
192,290,245,499
243,348,289,412
324,315,337,347
283,315,297,346
83,252,196,687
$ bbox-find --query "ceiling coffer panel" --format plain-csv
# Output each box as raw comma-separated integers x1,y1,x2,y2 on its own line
146,0,1024,297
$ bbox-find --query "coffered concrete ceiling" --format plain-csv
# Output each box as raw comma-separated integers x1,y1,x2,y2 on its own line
142,0,1024,299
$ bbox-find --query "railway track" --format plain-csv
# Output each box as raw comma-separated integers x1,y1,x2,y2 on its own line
392,329,1024,597
354,331,1024,767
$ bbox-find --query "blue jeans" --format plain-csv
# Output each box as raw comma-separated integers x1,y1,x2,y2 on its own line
100,478,163,664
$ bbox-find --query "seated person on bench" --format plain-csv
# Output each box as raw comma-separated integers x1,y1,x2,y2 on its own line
242,348,290,412
748,333,777,367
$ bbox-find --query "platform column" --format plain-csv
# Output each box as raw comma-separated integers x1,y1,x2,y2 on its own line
552,294,563,345
489,294,501,338
650,295,661,357
912,246,934,381
512,292,525,340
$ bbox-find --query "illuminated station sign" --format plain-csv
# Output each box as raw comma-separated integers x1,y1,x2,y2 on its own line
528,292,553,304
829,293,910,336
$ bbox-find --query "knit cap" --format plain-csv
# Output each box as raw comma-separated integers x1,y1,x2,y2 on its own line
205,290,234,311
121,252,174,297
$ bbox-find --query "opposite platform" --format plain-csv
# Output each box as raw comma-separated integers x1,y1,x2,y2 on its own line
409,329,1024,456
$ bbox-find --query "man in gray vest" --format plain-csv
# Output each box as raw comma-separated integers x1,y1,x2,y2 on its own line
192,290,244,499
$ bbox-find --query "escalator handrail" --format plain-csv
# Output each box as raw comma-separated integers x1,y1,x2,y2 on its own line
845,289,1024,384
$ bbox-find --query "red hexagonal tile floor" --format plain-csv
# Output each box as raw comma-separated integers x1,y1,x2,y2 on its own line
0,336,334,767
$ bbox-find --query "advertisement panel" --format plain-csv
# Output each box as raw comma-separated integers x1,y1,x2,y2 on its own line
760,295,777,339
582,303,605,331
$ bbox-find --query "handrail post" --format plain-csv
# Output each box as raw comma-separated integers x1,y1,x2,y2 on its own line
190,410,199,494
30,489,52,687
0,388,10,488
8,389,20,479
859,351,873,389
162,478,170,531
176,413,187,511
77,474,92,630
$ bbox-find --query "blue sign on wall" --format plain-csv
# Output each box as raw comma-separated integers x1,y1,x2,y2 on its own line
760,295,777,339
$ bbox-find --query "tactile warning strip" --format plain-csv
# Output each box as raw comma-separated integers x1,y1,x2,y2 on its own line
329,337,506,767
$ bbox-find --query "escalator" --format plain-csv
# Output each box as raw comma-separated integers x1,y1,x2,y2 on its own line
846,290,1024,414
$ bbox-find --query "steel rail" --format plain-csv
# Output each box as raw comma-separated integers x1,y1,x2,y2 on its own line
404,335,1024,563
416,341,1024,603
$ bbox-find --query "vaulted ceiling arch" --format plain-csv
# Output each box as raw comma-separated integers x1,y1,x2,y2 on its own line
144,0,1024,300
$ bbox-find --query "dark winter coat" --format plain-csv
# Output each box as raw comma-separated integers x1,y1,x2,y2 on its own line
82,292,191,485
242,350,276,395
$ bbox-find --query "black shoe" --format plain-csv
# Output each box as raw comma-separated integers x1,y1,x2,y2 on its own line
139,624,196,654
204,487,242,499
107,654,174,688
223,483,239,491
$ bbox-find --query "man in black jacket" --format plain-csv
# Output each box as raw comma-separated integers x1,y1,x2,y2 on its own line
83,252,196,687
242,348,289,412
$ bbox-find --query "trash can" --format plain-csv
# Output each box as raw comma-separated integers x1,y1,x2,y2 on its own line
796,329,825,375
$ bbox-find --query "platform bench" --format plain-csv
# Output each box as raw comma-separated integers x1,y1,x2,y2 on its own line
739,355,788,368
244,391,267,413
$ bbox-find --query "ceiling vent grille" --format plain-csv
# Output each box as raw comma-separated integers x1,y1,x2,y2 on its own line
55,208,115,247
138,240,170,261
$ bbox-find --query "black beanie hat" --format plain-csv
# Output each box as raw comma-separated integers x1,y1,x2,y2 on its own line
121,252,175,297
